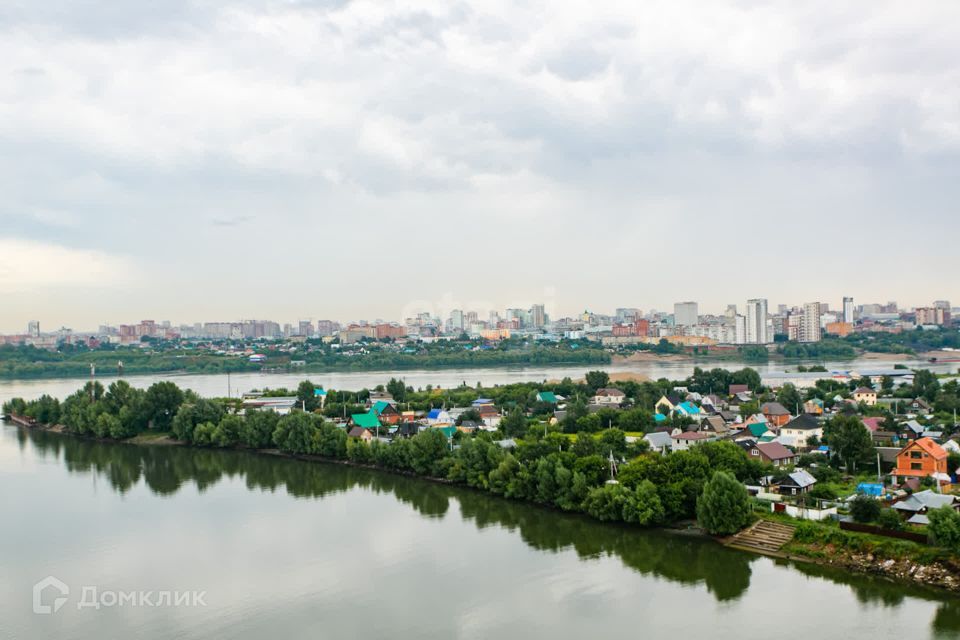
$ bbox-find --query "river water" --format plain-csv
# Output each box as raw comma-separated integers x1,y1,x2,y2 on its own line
2,356,957,403
1,424,958,639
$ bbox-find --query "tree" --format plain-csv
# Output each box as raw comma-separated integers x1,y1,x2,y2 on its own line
585,370,610,390
928,506,960,552
696,471,752,535
296,380,319,412
240,410,280,448
386,378,407,402
500,409,527,438
622,480,665,526
143,382,184,431
850,494,881,523
823,415,874,472
272,412,319,454
776,384,802,414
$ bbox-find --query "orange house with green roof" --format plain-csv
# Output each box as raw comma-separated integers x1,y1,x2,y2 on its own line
894,437,949,482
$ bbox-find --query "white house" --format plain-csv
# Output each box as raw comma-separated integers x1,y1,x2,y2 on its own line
591,388,626,405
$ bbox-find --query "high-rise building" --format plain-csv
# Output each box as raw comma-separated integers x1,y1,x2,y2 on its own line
934,300,952,310
843,297,854,324
800,302,822,343
916,307,951,326
530,304,546,328
298,320,314,337
450,309,464,332
745,299,769,344
674,301,699,327
27,320,40,337
734,315,747,344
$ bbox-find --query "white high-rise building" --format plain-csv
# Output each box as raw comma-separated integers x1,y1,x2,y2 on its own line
745,299,769,344
843,297,854,324
800,302,822,343
27,320,40,337
674,301,699,327
734,315,747,344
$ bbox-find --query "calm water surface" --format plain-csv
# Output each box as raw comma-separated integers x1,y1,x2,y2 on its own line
2,357,956,403
1,423,958,639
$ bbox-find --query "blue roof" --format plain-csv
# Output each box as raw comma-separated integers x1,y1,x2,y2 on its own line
313,388,327,396
654,413,667,423
676,402,701,415
427,409,443,419
473,398,493,405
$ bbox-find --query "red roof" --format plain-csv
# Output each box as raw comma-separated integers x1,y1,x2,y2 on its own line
902,437,947,461
862,417,883,432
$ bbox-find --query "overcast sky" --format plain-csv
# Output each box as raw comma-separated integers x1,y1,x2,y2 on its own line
1,0,958,332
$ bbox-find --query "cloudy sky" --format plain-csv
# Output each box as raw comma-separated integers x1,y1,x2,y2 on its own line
1,0,958,332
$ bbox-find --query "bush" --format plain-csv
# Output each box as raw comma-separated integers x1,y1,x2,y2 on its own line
928,506,960,552
876,508,904,531
850,494,881,523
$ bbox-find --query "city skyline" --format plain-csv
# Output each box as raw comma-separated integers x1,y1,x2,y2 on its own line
7,294,953,337
2,2,959,333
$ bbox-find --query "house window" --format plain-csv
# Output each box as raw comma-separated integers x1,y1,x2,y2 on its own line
751,449,759,456
911,462,922,470
910,451,922,459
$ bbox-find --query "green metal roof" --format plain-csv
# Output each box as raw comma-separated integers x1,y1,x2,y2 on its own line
537,391,558,403
351,412,381,429
372,400,392,415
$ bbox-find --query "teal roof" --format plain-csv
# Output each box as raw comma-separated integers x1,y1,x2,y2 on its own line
747,423,769,437
433,426,458,438
537,391,558,403
654,413,667,423
351,412,381,429
372,400,392,415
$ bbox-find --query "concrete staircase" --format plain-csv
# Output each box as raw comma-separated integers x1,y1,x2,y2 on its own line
726,520,796,556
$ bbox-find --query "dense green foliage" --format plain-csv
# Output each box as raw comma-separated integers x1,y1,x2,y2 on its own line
696,471,752,535
6,378,776,535
928,507,960,553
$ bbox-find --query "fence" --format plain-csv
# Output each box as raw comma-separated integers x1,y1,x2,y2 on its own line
839,520,929,544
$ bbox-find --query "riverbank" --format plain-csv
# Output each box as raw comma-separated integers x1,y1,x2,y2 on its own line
7,415,959,595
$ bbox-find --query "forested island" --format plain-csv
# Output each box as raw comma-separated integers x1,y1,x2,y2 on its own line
5,365,960,593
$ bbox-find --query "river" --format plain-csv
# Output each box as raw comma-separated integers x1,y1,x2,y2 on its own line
2,424,958,639
2,356,957,403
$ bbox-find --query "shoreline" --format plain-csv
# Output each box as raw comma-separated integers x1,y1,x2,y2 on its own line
6,416,959,596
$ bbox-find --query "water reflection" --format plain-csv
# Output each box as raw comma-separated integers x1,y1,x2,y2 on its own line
12,426,960,627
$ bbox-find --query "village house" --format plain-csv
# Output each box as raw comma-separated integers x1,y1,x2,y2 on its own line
893,437,949,483
803,399,824,415
741,441,799,468
655,394,682,415
426,408,453,425
371,400,401,425
760,402,792,427
347,426,374,442
670,431,714,452
908,397,934,414
853,387,878,406
778,469,817,496
779,414,823,449
350,411,382,432
643,431,672,454
892,490,959,525
536,391,560,405
591,388,626,406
